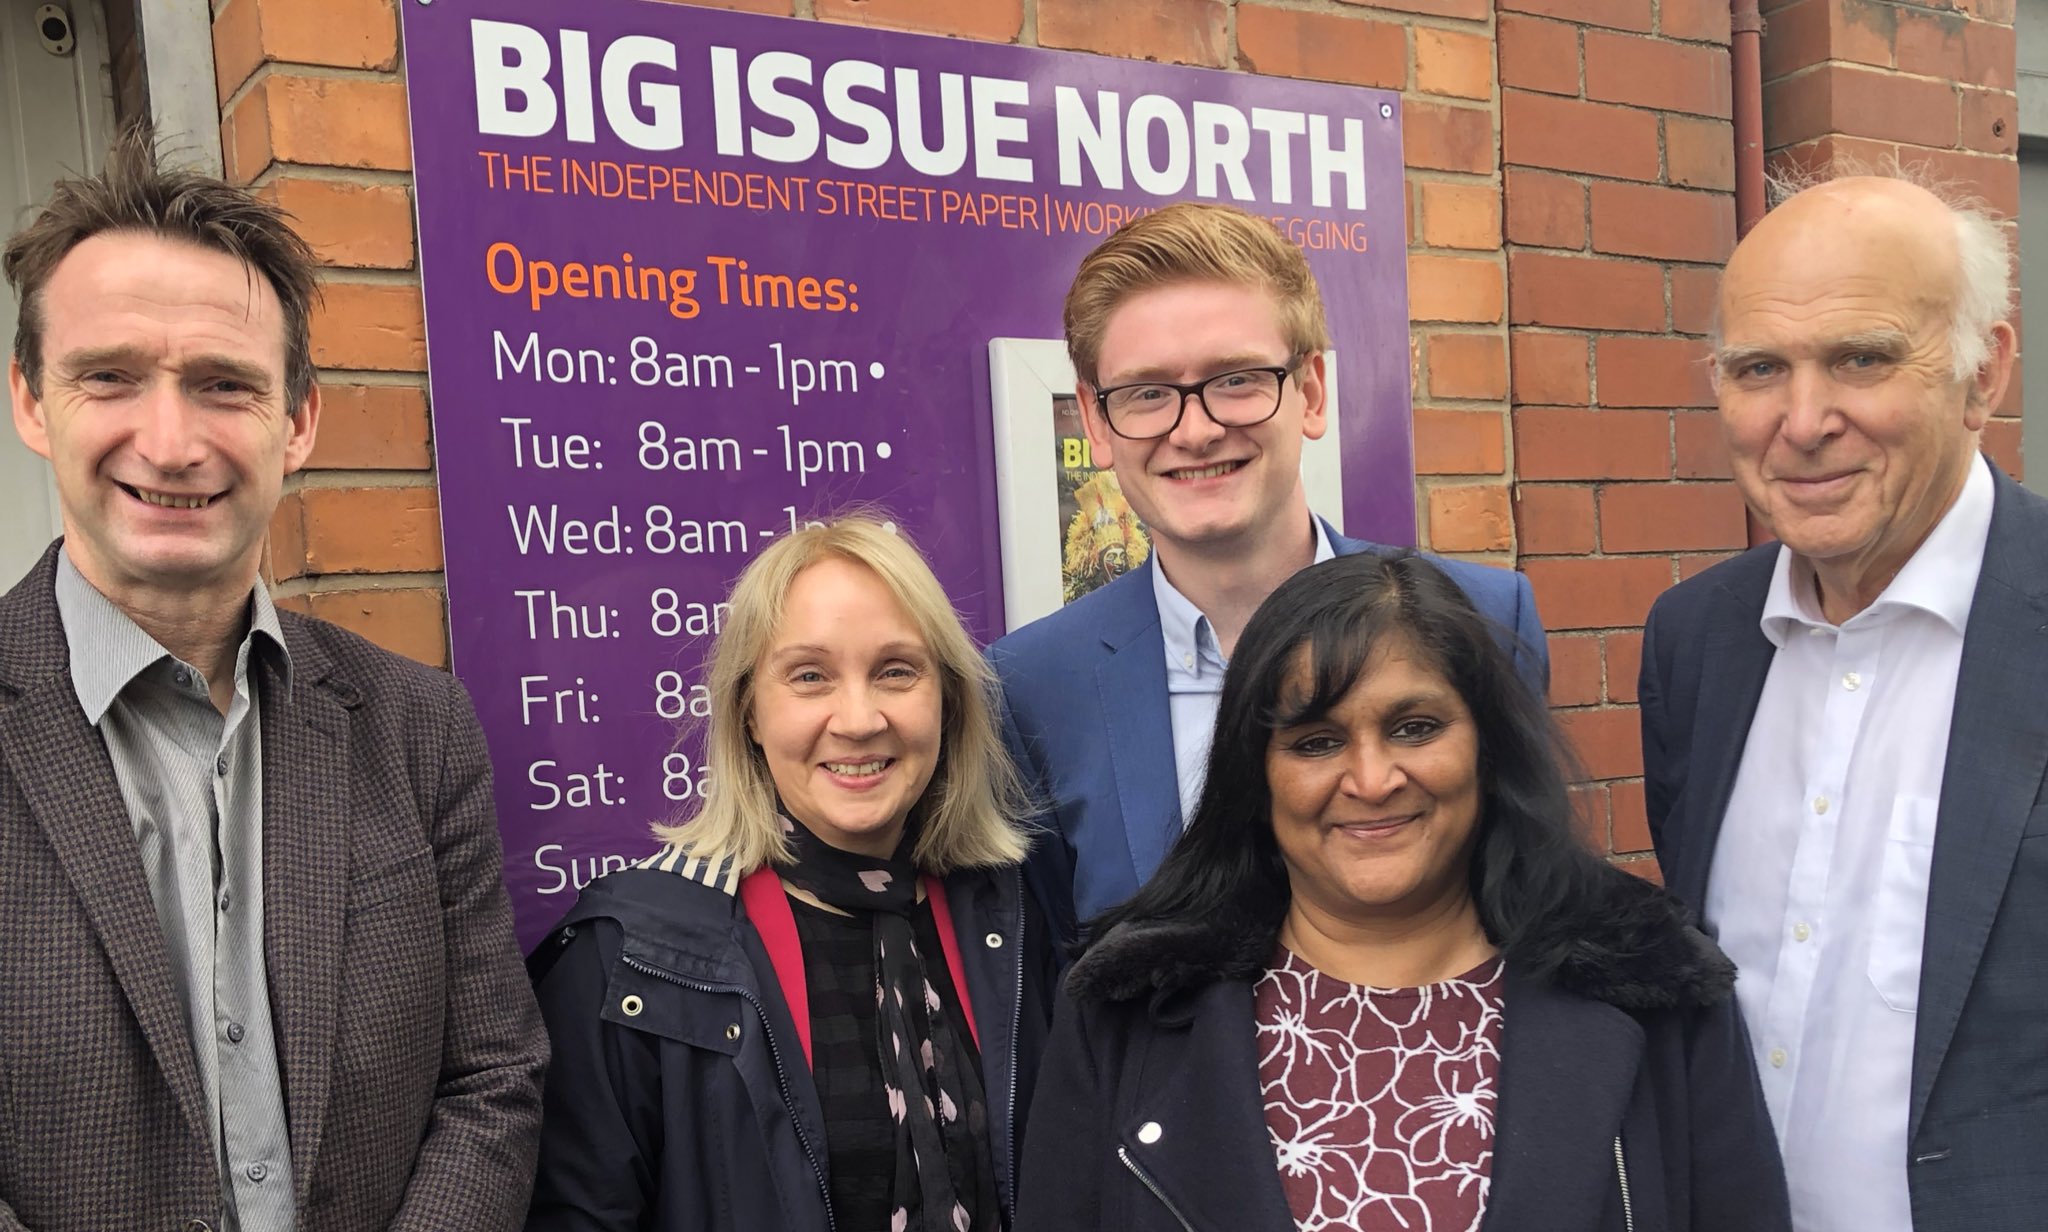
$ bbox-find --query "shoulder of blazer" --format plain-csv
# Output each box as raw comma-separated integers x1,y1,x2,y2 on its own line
989,563,1162,668
0,541,68,700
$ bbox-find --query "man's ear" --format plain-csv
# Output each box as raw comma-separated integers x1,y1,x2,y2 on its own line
1077,381,1120,471
282,382,322,475
9,356,52,461
1297,351,1329,442
1963,320,2017,431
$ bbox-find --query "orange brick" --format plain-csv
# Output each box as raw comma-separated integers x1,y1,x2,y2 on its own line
1548,633,1605,705
1499,14,1580,96
1333,0,1487,17
306,384,432,470
1236,6,1406,89
1428,484,1514,552
213,0,398,104
303,587,449,668
1674,411,1735,479
1618,853,1664,882
1524,556,1674,629
1503,91,1661,181
300,485,443,574
1961,87,2019,156
1605,631,1644,703
1516,484,1598,555
265,489,307,584
1660,0,1733,42
311,281,426,372
1409,254,1505,324
1595,335,1716,408
648,0,792,11
1591,182,1736,263
1610,779,1652,851
1427,332,1508,400
1039,0,1226,66
261,178,413,270
212,0,263,104
1415,27,1493,101
1403,102,1495,175
1509,252,1667,332
1499,0,1651,33
1515,408,1671,480
1764,64,1959,151
1504,169,1585,249
1512,331,1591,405
223,74,411,184
815,0,1022,39
1558,706,1645,778
1414,409,1507,474
1599,483,1748,552
1419,181,1503,250
1670,266,1720,335
1667,116,1737,191
1678,551,1743,581
1585,31,1732,119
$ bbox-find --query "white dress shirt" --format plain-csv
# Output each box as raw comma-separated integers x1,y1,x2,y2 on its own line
1154,519,1336,826
1706,453,1995,1232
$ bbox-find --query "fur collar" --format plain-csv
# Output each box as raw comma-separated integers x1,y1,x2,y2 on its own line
1067,864,1734,1013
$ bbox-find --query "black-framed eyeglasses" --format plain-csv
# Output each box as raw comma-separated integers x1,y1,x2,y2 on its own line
1092,357,1304,441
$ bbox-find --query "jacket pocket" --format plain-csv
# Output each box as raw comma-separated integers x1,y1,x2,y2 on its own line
1868,797,1936,1013
345,845,435,915
602,950,749,1056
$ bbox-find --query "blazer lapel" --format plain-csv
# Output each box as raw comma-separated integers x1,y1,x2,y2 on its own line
1485,969,1644,1230
258,633,353,1199
1911,472,2048,1140
1672,571,1777,913
1093,563,1180,889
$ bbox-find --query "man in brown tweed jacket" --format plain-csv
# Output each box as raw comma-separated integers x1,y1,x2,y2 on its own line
0,127,546,1231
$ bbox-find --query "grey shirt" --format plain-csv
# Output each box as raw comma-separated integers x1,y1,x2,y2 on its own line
54,550,297,1232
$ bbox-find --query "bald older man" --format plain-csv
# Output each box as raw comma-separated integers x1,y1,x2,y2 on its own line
1638,174,2042,1232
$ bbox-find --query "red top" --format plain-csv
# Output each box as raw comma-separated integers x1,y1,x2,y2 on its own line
1253,947,1505,1232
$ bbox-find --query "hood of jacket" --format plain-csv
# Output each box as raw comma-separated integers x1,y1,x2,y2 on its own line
1066,862,1734,1014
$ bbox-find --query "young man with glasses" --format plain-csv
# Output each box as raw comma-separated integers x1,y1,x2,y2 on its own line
991,202,1549,936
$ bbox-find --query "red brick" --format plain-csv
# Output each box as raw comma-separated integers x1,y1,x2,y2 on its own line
1677,551,1743,582
1760,0,1892,81
1670,265,1720,335
1610,779,1652,851
1895,8,1973,80
1764,64,1959,151
306,383,432,470
1605,631,1644,703
1427,332,1509,400
1509,252,1666,332
261,178,413,270
222,74,411,184
1498,14,1580,96
815,0,1022,39
1590,183,1735,263
1896,145,2019,217
299,486,443,574
1516,484,1598,555
1515,408,1671,480
302,587,448,668
1499,0,1651,33
213,0,399,103
1429,484,1515,552
1333,0,1488,16
1660,0,1733,42
1569,782,1610,847
648,0,791,11
310,281,426,372
1666,116,1737,191
1548,633,1605,705
1503,91,1662,180
1960,87,2019,156
1511,332,1591,405
1965,19,2018,91
1414,409,1507,474
1410,254,1505,324
1236,6,1406,88
1040,0,1226,66
1585,31,1732,119
1420,181,1503,250
265,490,306,584
1599,483,1748,552
1505,169,1585,249
1416,27,1494,101
1403,102,1495,174
1617,853,1664,882
1523,556,1674,629
1674,411,1735,479
1983,417,2023,480
1557,707,1645,778
1595,335,1716,407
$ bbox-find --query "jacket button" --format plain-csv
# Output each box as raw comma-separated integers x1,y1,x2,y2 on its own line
725,1022,742,1041
1137,1121,1162,1145
984,932,1004,949
184,1221,215,1232
620,995,643,1017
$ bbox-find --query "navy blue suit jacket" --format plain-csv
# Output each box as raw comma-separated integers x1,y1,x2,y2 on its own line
1639,462,2048,1232
990,522,1549,935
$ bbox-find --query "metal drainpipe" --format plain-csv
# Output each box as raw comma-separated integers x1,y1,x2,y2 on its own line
1731,0,1769,544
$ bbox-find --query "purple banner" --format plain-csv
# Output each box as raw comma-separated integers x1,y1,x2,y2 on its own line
399,0,1412,948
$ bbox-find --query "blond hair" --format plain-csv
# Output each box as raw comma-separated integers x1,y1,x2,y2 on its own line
1062,202,1333,388
654,515,1030,873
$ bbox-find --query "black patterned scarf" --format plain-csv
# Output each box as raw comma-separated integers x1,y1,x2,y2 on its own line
779,814,999,1232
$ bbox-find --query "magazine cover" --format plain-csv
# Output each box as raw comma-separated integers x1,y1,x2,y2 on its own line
1054,392,1150,603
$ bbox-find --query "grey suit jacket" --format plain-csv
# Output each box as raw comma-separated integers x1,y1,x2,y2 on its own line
0,543,547,1232
1639,462,2048,1232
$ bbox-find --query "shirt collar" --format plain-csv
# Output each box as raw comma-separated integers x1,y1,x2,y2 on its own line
1154,517,1337,680
1760,452,1995,646
54,547,292,723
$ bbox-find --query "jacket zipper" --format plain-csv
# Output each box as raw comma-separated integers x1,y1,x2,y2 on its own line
1613,1134,1635,1232
1118,1146,1196,1232
1005,865,1025,1227
621,953,839,1232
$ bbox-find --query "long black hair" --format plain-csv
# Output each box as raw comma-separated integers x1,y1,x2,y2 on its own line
1085,550,1609,980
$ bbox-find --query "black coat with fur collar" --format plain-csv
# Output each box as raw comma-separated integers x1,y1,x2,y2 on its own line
1017,866,1791,1232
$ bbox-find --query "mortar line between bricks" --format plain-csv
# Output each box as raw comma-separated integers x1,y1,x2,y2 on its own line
270,572,447,600
295,471,440,490
315,370,429,386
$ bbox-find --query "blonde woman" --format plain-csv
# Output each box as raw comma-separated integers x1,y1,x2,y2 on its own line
528,516,1053,1232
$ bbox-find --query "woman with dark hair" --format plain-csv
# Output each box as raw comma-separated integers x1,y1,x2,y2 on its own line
1017,550,1789,1232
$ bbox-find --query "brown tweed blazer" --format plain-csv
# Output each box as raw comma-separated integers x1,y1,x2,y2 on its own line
0,543,547,1232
